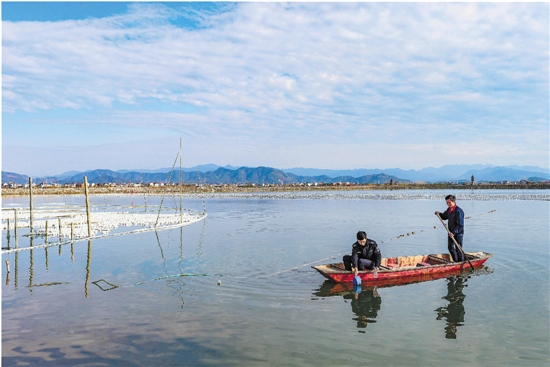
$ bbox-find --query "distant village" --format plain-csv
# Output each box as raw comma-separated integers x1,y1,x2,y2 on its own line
2,177,549,196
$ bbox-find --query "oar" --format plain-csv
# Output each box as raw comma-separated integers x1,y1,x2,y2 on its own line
435,213,474,270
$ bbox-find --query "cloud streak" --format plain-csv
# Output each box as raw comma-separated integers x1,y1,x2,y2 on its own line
2,2,548,175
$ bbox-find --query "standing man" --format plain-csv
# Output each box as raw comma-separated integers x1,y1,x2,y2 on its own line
435,195,465,262
343,231,381,276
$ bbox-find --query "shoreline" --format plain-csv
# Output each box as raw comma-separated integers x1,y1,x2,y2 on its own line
2,183,549,197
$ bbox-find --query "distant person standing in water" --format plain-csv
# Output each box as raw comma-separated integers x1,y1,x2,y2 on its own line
435,195,465,262
343,231,381,276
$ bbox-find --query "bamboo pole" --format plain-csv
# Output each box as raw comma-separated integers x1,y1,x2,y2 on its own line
180,138,183,223
13,209,18,242
29,178,34,234
45,220,49,242
58,217,63,254
84,177,92,237
5,218,11,249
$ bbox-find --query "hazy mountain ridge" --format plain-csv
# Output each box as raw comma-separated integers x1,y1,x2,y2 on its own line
283,164,550,181
1,167,407,185
2,164,548,185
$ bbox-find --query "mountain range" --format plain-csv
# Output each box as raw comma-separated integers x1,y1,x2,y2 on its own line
2,164,549,186
1,167,407,186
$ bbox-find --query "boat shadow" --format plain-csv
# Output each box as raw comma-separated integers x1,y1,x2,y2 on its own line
313,267,494,335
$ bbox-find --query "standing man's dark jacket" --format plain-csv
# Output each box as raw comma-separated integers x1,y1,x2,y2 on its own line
351,239,382,269
439,206,465,236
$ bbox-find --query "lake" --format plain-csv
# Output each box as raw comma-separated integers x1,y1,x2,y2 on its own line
2,189,549,366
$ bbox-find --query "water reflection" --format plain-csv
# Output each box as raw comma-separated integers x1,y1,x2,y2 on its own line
5,228,192,308
155,228,185,308
344,286,382,329
435,276,467,339
85,240,92,298
3,222,204,306
313,281,382,331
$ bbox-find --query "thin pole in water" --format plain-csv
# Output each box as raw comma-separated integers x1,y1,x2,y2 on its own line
29,177,34,234
84,177,92,238
13,209,18,242
180,138,183,223
6,218,10,241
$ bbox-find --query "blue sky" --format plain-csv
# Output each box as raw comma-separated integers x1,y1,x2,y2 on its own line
2,2,549,176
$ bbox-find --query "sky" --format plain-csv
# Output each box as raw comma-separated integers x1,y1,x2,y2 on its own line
2,2,549,177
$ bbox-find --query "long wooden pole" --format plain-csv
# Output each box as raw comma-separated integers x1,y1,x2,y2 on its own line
29,177,34,234
436,213,474,270
5,218,11,249
13,209,18,242
180,138,183,223
84,177,92,238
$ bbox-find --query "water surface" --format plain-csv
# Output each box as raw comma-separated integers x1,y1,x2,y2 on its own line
2,190,549,366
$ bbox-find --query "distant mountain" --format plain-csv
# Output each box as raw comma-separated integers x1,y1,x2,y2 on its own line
2,171,30,184
528,176,549,182
2,164,548,186
117,164,239,174
1,167,407,185
282,165,493,181
57,170,82,178
282,164,549,182
458,167,550,182
505,165,549,174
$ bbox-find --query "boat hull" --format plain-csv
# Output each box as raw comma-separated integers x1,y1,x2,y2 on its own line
312,251,492,285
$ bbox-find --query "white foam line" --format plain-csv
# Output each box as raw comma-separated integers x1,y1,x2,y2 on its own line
1,213,207,254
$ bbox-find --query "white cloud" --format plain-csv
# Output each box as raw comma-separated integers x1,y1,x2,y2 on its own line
2,2,548,172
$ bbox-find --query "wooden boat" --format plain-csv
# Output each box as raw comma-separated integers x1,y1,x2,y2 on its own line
312,251,492,285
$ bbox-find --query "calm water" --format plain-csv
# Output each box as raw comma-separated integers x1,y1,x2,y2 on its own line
2,190,549,366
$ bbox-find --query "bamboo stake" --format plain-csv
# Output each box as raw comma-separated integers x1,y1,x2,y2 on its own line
5,218,11,249
58,218,62,254
13,209,18,241
29,178,34,234
6,218,10,239
84,177,92,237
180,138,183,223
45,220,49,242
